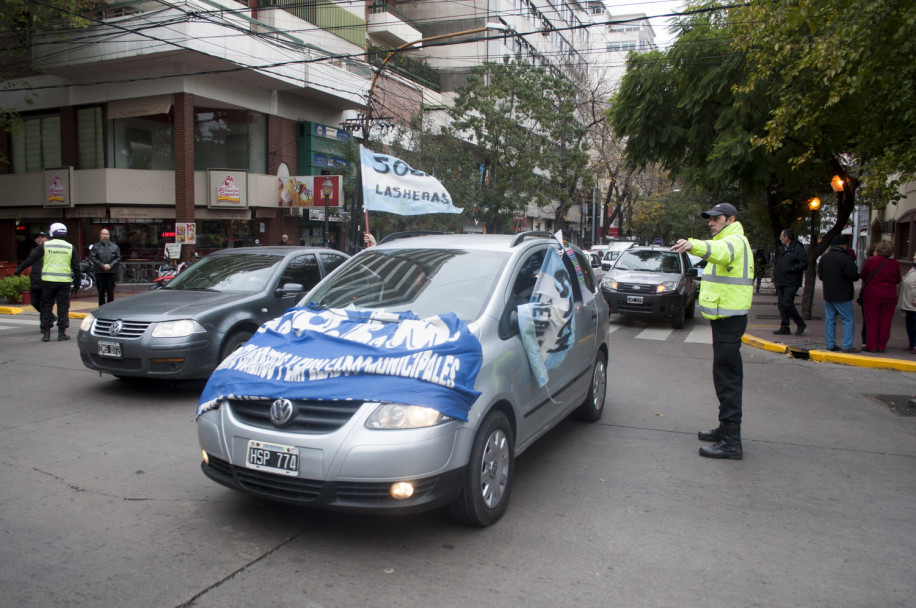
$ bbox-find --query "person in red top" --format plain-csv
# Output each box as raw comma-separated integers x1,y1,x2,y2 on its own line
859,240,901,352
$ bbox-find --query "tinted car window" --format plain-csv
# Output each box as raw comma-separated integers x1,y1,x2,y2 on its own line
281,254,321,291
320,252,347,274
306,248,509,321
164,253,283,293
616,250,682,272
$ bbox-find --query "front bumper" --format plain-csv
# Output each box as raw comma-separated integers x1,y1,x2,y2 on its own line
77,329,218,379
197,403,470,514
601,288,685,318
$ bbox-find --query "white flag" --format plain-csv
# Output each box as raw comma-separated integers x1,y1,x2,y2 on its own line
360,145,462,216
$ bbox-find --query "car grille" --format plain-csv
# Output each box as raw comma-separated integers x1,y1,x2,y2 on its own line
229,399,363,433
92,319,152,339
616,282,658,294
204,456,440,504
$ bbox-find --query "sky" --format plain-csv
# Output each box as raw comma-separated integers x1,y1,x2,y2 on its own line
603,0,687,48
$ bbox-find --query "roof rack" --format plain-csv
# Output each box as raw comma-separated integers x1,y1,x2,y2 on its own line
377,231,448,245
510,231,554,247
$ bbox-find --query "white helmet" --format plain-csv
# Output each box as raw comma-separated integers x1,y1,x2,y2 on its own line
50,222,67,237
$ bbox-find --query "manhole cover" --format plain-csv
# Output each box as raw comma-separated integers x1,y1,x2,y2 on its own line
868,394,916,417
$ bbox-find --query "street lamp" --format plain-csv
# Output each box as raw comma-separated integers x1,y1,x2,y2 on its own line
321,177,333,248
363,22,509,141
808,196,821,250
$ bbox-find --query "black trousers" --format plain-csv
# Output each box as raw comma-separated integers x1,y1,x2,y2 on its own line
40,282,71,331
29,287,42,313
96,272,116,305
711,315,747,425
776,284,804,328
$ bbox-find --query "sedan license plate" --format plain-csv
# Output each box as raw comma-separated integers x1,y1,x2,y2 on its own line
246,440,299,476
626,295,644,304
97,340,122,358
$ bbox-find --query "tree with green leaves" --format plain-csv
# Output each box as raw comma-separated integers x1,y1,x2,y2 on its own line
452,56,591,234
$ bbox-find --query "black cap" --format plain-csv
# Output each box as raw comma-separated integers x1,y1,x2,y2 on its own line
35,231,48,238
832,235,848,246
701,203,739,219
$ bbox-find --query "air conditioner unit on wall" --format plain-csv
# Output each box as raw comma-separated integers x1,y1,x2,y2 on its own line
284,207,303,217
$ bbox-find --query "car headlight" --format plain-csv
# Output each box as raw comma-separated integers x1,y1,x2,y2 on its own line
657,281,679,293
79,313,96,332
151,319,206,338
601,276,618,291
366,403,450,429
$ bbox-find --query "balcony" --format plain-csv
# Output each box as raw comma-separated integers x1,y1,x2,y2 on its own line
367,2,422,47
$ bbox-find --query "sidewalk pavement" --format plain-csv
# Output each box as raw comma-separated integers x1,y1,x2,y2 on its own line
744,279,916,372
2,280,915,372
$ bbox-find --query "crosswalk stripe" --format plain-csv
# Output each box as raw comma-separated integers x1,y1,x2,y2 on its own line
635,327,673,341
684,326,713,344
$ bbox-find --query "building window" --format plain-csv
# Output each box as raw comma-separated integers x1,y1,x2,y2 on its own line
110,113,174,170
607,41,637,52
11,113,61,173
77,106,105,169
194,108,267,173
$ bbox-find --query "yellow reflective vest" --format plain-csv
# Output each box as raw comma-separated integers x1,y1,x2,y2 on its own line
42,239,75,283
688,221,754,320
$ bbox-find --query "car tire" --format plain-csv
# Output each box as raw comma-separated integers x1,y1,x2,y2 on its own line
671,303,686,329
448,410,514,527
574,352,607,422
685,296,696,319
219,329,254,362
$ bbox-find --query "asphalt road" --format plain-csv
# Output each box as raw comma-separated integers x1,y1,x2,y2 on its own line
1,316,915,607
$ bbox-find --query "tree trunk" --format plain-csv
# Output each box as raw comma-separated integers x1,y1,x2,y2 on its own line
800,168,858,319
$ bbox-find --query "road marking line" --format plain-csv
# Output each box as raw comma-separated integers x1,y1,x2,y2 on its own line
684,326,713,344
636,327,672,341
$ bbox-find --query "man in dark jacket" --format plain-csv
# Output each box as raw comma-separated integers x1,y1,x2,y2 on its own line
89,228,121,306
14,231,51,328
817,235,860,352
772,228,809,336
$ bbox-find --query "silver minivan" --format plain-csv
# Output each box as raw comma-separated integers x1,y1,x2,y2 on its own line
196,233,609,526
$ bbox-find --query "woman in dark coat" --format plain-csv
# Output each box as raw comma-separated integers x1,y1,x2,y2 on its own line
859,240,901,352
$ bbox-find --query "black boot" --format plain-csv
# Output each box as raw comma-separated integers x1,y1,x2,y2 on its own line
697,424,722,442
699,422,742,460
58,330,70,341
41,329,51,342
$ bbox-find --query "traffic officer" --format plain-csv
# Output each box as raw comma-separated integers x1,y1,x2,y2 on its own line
39,222,80,342
671,203,753,460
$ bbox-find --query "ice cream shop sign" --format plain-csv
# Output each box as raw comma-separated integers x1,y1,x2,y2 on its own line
43,168,73,207
208,170,248,209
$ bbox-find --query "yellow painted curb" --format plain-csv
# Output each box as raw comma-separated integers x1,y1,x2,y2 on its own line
808,349,916,372
70,312,87,319
741,334,789,354
0,306,25,315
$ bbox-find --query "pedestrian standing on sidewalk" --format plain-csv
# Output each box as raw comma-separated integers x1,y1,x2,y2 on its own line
859,240,901,353
773,228,808,336
897,252,916,353
817,235,860,353
39,223,80,342
89,228,121,306
671,202,753,460
14,231,51,328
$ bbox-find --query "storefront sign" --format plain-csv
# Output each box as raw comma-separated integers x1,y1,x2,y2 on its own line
208,170,248,209
165,243,182,260
43,168,73,207
278,175,340,208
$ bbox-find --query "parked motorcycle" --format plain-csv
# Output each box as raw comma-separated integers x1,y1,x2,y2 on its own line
149,252,200,289
79,259,95,292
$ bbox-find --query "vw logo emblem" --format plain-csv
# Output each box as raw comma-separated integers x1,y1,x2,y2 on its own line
111,320,123,336
269,399,294,426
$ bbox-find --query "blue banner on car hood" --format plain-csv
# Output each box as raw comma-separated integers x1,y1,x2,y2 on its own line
197,306,483,422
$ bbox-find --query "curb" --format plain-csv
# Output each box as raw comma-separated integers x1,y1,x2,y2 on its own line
742,334,916,372
0,305,25,315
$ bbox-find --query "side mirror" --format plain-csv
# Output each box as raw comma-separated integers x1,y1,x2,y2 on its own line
686,268,699,278
277,282,304,295
601,262,611,271
498,306,520,340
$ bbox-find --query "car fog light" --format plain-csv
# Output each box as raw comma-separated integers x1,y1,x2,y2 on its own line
390,482,415,500
201,450,209,465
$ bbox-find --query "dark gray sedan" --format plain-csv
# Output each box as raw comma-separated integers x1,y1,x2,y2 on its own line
77,247,348,380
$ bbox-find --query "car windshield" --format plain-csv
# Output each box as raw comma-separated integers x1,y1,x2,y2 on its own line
163,253,283,293
615,250,682,273
305,248,510,321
